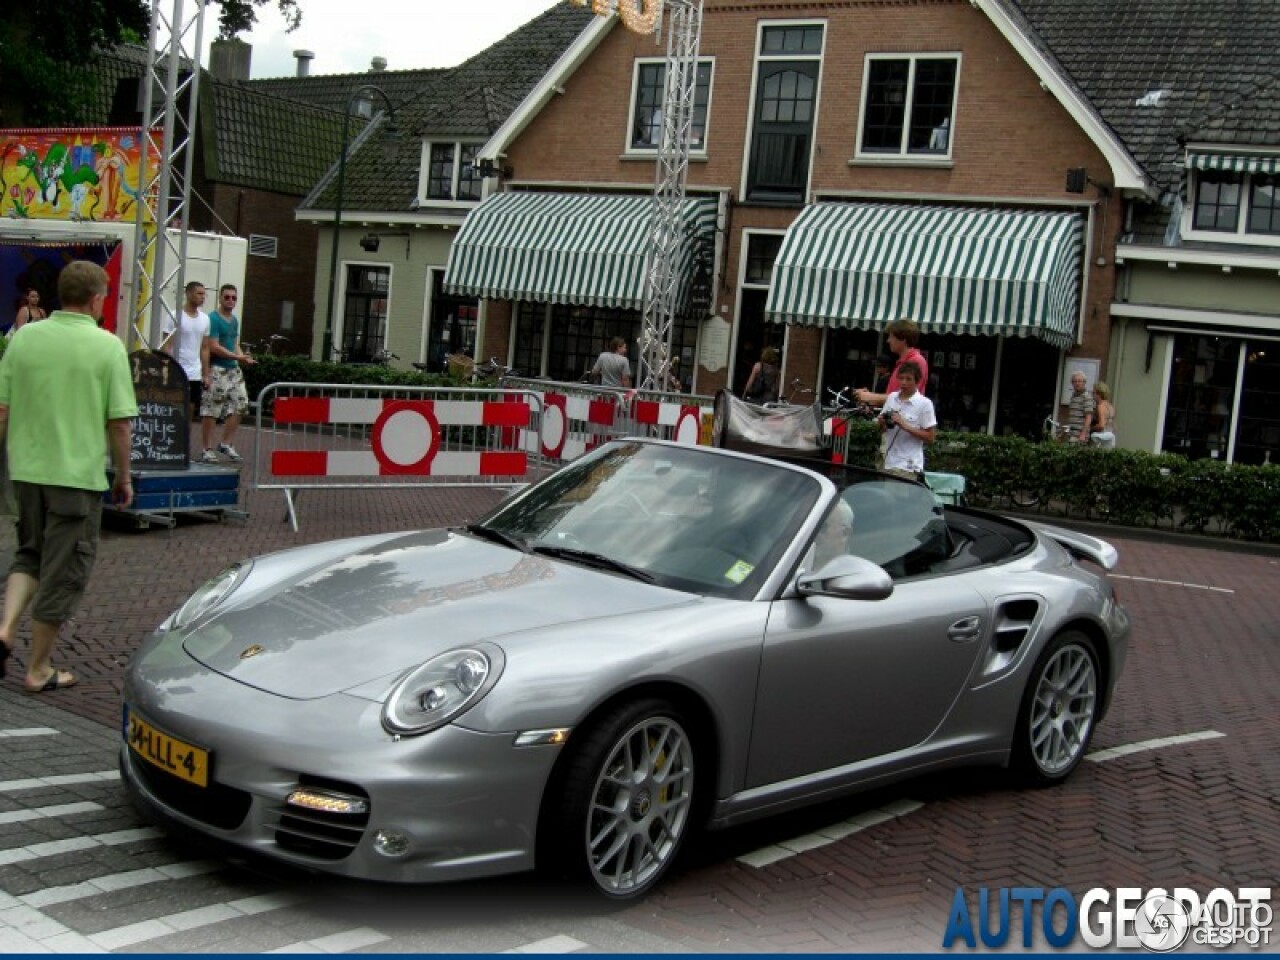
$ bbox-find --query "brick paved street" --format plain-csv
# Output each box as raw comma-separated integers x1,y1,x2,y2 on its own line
1,449,1278,951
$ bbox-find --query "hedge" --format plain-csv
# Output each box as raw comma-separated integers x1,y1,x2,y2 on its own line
834,417,1279,543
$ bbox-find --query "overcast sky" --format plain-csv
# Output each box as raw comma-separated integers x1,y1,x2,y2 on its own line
202,0,569,79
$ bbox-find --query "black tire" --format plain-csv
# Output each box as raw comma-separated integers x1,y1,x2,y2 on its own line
711,390,731,448
1009,488,1041,509
539,698,697,900
1011,630,1101,785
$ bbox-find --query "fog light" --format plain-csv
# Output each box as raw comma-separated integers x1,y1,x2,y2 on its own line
286,789,368,815
373,829,411,857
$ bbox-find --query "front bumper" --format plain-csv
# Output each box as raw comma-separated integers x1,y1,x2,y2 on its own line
121,667,562,884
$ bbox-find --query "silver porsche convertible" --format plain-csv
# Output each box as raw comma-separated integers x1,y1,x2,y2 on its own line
122,439,1129,899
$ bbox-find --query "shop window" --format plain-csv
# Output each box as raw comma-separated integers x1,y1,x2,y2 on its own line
735,232,787,395
1162,334,1241,461
423,271,478,374
1233,340,1280,466
821,328,882,402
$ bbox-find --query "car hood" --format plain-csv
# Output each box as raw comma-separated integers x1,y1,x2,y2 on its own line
181,530,694,699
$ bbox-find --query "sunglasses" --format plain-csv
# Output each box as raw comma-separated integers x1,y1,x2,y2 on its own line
223,294,238,301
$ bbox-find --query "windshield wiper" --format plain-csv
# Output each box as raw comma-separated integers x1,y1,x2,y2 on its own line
531,544,656,583
463,523,529,553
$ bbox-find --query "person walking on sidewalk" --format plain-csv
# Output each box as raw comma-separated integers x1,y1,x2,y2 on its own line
0,261,136,692
199,284,255,463
159,281,211,422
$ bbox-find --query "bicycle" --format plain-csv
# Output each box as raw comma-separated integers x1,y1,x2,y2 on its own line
335,346,399,367
761,377,814,409
1008,415,1087,508
241,334,289,357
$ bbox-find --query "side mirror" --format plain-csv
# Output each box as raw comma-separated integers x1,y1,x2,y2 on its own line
797,554,894,600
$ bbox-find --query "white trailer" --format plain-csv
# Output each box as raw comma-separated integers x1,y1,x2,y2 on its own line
0,219,246,347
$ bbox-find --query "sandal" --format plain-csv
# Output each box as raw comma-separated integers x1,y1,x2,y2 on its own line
0,643,9,680
24,669,77,693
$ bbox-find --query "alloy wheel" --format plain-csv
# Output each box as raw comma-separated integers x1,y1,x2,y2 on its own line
1029,642,1098,775
585,715,694,896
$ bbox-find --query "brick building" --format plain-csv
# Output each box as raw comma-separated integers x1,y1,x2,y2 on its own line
446,0,1138,439
443,0,1279,460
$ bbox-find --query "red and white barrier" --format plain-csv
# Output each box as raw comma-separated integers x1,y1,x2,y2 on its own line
270,396,531,478
520,388,705,462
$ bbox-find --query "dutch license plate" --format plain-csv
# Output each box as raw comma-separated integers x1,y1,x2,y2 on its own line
126,708,210,788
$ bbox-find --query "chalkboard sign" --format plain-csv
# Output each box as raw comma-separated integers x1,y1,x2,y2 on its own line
129,350,190,470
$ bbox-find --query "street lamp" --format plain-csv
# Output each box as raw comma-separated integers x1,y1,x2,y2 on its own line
322,84,399,363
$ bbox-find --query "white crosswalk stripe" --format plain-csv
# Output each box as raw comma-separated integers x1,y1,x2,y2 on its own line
86,893,304,950
0,771,118,792
0,728,60,739
737,798,924,867
1087,729,1225,762
0,801,104,825
268,927,391,953
19,861,222,908
505,934,590,953
0,827,163,866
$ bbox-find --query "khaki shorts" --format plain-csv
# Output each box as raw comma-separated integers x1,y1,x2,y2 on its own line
200,365,249,420
11,482,103,623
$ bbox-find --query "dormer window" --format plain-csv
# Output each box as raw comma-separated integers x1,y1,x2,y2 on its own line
426,142,483,202
1184,153,1280,244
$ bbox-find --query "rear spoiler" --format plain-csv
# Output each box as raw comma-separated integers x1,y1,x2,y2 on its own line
1027,522,1119,570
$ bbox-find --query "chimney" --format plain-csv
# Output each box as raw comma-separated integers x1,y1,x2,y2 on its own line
370,56,387,72
209,38,252,81
293,49,315,77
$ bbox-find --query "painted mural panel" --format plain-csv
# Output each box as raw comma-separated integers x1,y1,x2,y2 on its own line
1,127,146,222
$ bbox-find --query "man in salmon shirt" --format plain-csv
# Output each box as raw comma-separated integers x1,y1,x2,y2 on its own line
854,317,929,409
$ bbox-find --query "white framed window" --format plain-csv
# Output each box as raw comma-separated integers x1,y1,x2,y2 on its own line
1182,168,1280,246
626,58,713,154
743,21,826,205
422,141,485,204
855,53,960,160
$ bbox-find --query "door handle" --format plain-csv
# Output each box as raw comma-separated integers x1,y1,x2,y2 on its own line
948,616,981,642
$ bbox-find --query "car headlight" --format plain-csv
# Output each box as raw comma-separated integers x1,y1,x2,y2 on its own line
382,644,505,736
171,565,246,631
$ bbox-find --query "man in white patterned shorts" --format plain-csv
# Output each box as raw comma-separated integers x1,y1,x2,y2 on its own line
199,284,256,463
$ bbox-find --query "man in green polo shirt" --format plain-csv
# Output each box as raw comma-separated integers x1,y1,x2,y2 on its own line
0,261,137,693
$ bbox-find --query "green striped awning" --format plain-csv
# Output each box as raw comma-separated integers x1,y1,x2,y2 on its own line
1186,152,1280,175
444,191,717,310
765,203,1084,350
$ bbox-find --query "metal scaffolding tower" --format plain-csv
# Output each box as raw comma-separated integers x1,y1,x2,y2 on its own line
129,0,208,348
636,0,704,392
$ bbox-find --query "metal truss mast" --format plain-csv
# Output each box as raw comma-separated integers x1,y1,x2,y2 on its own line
129,0,207,348
636,0,704,392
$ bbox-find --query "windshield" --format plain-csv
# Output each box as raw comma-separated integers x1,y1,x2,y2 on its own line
478,441,821,598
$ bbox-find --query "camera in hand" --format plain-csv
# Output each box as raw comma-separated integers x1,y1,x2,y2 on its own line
879,409,898,425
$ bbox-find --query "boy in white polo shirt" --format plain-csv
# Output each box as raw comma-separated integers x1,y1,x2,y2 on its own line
878,361,936,481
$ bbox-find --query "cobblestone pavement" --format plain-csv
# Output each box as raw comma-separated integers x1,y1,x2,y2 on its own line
1,452,1278,952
